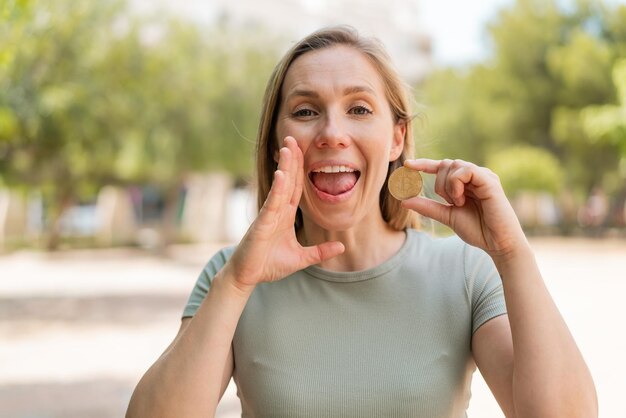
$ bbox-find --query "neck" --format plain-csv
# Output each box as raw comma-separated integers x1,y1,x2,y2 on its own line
298,216,406,272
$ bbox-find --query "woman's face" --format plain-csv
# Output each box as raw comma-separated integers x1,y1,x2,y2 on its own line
275,45,405,232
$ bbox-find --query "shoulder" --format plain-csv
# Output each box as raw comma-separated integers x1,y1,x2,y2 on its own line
405,229,499,293
197,245,237,285
182,245,238,318
207,245,237,266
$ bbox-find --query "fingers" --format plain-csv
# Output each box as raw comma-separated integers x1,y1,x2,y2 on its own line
401,196,452,228
301,241,345,266
262,168,287,214
403,158,441,174
277,136,303,208
434,160,454,205
276,140,292,177
447,165,473,206
405,158,482,207
263,137,303,213
285,137,304,207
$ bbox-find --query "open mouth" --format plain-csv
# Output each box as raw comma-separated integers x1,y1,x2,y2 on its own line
309,165,361,196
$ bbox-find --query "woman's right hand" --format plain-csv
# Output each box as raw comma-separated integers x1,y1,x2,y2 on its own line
222,136,345,291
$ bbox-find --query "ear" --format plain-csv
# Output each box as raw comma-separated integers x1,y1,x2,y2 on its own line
389,121,406,161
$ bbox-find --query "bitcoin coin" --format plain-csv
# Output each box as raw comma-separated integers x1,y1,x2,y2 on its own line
388,166,423,200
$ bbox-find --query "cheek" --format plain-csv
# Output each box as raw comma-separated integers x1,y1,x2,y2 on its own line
294,136,311,153
277,119,306,144
274,116,290,145
363,131,395,159
273,131,312,165
279,125,313,153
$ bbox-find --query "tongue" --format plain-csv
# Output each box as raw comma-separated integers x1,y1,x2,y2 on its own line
312,172,358,195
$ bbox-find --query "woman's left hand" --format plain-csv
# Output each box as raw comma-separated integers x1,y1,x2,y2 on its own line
401,158,528,260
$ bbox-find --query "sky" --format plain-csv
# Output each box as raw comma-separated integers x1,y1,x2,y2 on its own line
139,0,514,66
418,0,513,65
138,0,626,67
422,0,626,65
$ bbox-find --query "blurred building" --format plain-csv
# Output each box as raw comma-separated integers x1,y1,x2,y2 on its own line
132,0,433,83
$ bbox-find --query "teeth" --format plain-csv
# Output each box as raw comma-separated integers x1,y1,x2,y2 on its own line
312,165,356,173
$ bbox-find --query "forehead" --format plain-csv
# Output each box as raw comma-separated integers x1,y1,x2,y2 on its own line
282,45,385,97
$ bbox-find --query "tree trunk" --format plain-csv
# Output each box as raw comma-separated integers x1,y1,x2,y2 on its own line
45,191,73,251
159,180,183,249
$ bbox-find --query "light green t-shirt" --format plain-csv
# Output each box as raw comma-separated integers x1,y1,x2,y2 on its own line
183,229,507,418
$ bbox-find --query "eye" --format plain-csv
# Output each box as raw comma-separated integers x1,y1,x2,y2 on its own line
349,105,373,116
292,108,317,118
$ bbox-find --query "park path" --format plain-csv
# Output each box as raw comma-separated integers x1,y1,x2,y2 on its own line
0,237,624,417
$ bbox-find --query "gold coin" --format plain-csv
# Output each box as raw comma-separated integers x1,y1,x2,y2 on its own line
388,166,423,200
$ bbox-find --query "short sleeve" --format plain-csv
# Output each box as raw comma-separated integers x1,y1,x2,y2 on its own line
463,243,507,334
182,246,236,319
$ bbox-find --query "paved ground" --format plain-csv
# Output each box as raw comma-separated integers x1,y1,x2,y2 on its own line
0,237,624,417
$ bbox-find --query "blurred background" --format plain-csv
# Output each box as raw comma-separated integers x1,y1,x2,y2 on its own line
1,0,625,417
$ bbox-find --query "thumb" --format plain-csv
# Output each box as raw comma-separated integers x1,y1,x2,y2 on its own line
401,196,452,228
301,241,345,266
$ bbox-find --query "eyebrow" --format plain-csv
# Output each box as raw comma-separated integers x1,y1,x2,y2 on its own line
285,85,376,101
342,85,376,96
285,89,320,101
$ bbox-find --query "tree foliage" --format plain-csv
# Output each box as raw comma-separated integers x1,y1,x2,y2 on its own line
582,59,626,155
0,0,278,247
421,0,626,211
487,146,564,194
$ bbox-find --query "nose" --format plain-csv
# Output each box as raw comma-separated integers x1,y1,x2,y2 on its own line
314,112,351,149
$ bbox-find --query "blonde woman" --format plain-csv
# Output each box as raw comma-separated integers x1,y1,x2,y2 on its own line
127,26,597,418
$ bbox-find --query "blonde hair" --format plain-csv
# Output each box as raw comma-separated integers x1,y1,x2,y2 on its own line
255,25,419,230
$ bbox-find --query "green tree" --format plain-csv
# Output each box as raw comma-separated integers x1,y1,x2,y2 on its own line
581,59,626,152
422,0,626,225
0,0,131,248
487,146,564,195
108,20,277,242
581,58,626,192
0,0,278,248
